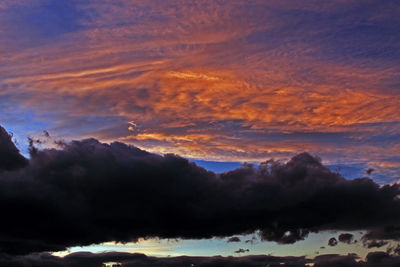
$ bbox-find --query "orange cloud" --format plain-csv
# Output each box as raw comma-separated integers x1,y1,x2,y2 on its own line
1,0,400,181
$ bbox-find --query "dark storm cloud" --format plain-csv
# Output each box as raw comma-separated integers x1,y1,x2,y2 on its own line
328,238,338,247
0,252,310,267
234,248,249,254
1,125,400,255
363,226,400,241
227,236,241,242
339,233,354,244
0,126,28,171
3,251,400,267
364,240,388,249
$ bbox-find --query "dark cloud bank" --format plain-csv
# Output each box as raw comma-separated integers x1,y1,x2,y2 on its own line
2,125,400,265
0,127,28,170
4,251,400,267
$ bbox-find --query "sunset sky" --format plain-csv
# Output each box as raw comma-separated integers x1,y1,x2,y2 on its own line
1,1,400,266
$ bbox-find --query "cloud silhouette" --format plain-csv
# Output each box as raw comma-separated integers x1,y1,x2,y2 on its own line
328,238,338,247
338,233,354,244
0,126,28,171
1,125,400,255
227,236,241,243
364,240,389,249
2,251,400,267
234,248,250,254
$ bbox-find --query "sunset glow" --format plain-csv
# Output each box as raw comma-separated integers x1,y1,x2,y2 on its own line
1,1,400,266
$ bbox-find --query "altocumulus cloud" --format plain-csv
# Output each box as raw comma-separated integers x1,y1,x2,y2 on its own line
1,125,400,256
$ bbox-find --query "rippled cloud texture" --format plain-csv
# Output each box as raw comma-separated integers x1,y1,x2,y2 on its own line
1,1,400,182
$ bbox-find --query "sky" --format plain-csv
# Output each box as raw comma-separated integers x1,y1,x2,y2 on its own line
1,0,400,266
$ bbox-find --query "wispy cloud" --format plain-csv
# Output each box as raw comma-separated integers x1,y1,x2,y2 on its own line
1,0,400,181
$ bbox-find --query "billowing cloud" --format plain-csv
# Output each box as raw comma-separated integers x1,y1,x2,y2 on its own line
1,125,400,255
328,238,338,247
0,1,400,182
338,233,355,244
0,126,28,170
